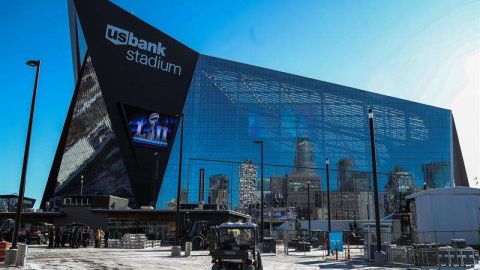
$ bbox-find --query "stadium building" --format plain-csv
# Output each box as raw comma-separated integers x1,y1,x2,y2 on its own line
42,0,468,217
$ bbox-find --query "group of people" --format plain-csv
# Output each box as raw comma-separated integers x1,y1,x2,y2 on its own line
48,225,98,248
47,226,111,248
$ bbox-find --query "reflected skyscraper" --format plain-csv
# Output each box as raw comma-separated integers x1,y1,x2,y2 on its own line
338,158,356,191
238,160,257,212
422,162,450,189
338,158,370,192
384,166,417,215
294,138,316,176
208,174,229,207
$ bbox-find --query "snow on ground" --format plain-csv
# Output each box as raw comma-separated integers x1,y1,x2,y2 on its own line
0,246,413,270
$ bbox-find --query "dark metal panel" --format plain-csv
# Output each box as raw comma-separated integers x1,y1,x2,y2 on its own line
70,0,198,206
452,116,469,186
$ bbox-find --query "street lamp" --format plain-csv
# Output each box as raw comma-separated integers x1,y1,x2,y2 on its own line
11,60,40,250
326,158,331,252
307,180,311,233
368,108,385,264
254,140,264,242
175,113,184,246
80,175,84,196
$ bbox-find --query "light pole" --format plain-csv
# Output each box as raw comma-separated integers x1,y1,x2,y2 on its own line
326,158,331,252
175,113,184,246
80,175,84,196
12,60,40,250
307,180,311,233
368,108,384,263
254,140,264,242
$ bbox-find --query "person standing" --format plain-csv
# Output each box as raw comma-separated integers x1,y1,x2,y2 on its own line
48,226,54,248
83,228,90,248
104,229,110,248
69,229,75,248
54,226,62,248
95,227,104,248
94,228,100,248
73,228,80,248
61,228,67,247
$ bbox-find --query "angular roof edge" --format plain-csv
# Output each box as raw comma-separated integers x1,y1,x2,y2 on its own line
198,54,451,112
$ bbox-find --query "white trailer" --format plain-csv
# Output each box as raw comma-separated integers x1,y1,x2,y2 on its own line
406,186,480,246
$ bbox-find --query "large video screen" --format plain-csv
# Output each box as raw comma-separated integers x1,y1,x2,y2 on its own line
123,104,179,149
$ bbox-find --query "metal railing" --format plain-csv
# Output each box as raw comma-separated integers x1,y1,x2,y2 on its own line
385,230,480,267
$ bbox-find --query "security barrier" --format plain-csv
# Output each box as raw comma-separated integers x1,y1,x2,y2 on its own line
387,245,415,265
437,246,479,267
387,244,479,267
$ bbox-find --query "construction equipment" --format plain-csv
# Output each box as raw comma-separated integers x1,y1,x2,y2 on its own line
186,220,210,250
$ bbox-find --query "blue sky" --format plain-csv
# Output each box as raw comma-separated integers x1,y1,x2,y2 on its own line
0,0,479,205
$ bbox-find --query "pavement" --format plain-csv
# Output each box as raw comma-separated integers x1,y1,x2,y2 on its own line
0,245,468,270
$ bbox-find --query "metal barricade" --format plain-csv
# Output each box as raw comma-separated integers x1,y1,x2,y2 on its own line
460,247,476,267
387,245,416,266
437,246,451,266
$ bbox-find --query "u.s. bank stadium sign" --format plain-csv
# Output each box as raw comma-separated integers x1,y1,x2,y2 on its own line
105,24,182,76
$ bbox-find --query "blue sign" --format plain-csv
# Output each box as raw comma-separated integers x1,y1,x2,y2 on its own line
329,232,343,252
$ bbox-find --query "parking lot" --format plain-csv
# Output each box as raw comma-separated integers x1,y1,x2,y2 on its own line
0,245,414,270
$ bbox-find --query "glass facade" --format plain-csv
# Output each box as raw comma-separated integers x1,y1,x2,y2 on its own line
52,56,134,202
0,196,35,212
159,55,453,216
61,1,462,219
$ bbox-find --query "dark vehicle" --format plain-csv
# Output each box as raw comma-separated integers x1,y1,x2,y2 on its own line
26,222,53,245
306,230,327,248
0,219,14,241
187,221,210,250
211,222,263,270
0,219,51,244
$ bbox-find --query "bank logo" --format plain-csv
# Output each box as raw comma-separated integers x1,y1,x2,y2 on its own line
105,24,166,57
105,24,182,76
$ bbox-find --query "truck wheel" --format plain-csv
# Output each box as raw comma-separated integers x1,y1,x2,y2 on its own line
192,236,204,250
246,265,255,270
211,264,220,270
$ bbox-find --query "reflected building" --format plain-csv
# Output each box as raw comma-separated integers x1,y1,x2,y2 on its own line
294,138,316,176
422,162,450,189
180,188,189,204
208,175,229,206
323,191,384,220
337,158,371,192
384,166,418,215
274,138,322,219
238,160,257,212
270,176,287,207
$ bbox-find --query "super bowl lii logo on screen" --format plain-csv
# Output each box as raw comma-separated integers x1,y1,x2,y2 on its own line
105,24,182,76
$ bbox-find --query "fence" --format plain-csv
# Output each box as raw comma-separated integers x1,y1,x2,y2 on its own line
385,230,480,267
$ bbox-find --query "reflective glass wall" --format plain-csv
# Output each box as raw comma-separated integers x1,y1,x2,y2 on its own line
158,55,453,217
52,56,134,202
